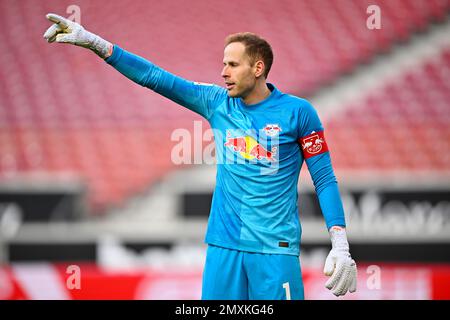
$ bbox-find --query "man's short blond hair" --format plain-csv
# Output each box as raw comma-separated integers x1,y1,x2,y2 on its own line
225,32,274,78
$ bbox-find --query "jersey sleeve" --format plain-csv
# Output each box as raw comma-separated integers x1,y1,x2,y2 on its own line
105,45,225,120
297,99,346,229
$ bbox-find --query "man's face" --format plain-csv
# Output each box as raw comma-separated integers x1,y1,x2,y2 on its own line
221,42,257,98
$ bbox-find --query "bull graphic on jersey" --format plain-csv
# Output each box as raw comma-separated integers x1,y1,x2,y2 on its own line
225,132,277,162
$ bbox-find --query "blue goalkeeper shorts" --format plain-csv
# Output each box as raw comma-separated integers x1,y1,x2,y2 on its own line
201,244,304,300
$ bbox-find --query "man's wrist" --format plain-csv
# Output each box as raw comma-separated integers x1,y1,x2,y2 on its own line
329,226,349,251
84,31,113,59
104,43,114,59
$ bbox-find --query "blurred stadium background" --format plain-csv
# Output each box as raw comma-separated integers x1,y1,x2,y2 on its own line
0,0,449,300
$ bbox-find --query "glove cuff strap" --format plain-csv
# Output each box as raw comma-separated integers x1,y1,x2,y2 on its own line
329,226,349,251
87,32,113,59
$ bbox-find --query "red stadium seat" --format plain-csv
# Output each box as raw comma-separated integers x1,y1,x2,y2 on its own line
328,47,450,173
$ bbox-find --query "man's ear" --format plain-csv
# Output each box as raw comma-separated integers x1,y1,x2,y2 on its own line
254,60,265,78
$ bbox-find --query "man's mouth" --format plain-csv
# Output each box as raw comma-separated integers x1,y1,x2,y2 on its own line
225,82,235,90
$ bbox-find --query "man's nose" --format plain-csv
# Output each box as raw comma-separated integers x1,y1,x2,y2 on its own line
221,66,229,78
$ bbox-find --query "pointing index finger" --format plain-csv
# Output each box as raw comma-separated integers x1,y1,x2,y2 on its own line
46,13,69,29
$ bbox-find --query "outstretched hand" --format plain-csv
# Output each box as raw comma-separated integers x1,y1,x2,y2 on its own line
43,13,113,59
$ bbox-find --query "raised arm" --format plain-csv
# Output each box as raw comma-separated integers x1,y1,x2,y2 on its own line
104,46,224,119
43,13,225,119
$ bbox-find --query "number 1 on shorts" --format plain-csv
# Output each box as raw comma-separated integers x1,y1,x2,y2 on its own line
283,282,291,300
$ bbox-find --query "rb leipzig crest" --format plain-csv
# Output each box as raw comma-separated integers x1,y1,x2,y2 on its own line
299,131,328,159
263,124,282,137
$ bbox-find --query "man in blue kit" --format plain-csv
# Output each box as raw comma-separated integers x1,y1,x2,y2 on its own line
44,13,357,300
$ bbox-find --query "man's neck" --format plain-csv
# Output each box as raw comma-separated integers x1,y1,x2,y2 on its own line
242,81,271,105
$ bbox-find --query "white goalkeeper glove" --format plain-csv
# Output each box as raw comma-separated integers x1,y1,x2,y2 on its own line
43,13,113,59
323,226,357,297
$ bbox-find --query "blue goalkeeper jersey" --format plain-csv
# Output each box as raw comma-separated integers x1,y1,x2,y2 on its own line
106,45,346,256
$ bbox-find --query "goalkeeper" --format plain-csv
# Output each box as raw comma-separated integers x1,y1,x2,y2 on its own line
44,13,357,299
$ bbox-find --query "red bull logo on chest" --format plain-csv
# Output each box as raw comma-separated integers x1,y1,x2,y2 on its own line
224,132,277,162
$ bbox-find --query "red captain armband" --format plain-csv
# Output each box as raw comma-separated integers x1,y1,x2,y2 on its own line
298,130,329,159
